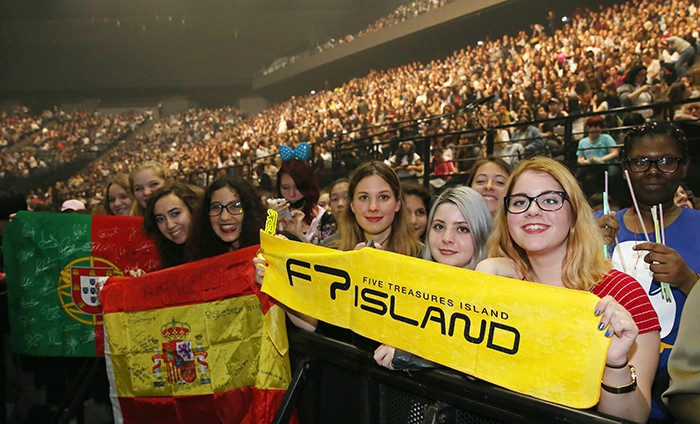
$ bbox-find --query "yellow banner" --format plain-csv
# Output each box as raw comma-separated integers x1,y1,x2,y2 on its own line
105,296,290,397
260,232,611,408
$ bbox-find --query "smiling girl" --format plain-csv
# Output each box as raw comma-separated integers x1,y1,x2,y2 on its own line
333,161,422,256
468,157,511,216
103,174,134,216
477,157,660,423
187,177,266,261
143,182,201,268
129,161,171,217
374,186,492,370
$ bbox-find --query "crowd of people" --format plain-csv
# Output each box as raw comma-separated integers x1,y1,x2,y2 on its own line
0,108,148,180
0,107,54,151
261,0,457,76
7,0,698,213
3,118,700,423
2,0,700,421
241,119,696,423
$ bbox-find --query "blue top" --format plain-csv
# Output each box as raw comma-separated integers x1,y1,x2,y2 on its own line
597,207,700,420
576,133,617,160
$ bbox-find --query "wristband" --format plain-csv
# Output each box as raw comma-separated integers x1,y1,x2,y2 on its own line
605,361,628,369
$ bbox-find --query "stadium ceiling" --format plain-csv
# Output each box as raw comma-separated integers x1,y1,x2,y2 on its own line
0,0,406,95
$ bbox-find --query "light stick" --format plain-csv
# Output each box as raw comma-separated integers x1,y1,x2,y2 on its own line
623,170,650,242
603,171,611,259
657,204,672,302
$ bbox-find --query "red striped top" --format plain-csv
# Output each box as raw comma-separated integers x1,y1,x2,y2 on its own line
592,269,661,334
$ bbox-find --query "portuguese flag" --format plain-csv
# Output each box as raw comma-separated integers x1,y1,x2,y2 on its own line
2,211,161,357
101,246,291,423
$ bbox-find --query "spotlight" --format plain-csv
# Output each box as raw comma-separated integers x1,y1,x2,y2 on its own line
561,16,569,22
477,40,483,46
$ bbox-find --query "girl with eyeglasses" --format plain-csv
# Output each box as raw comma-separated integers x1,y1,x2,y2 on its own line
596,121,700,422
187,176,266,261
477,157,660,423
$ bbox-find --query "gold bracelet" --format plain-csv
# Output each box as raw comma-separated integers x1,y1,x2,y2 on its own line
601,363,637,394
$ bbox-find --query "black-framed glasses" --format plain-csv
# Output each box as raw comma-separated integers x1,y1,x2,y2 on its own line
626,157,683,173
208,201,243,216
504,191,568,214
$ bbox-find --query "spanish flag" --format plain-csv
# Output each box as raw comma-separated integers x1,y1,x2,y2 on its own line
100,246,292,423
2,211,161,357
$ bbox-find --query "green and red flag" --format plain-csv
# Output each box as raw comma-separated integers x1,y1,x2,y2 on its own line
2,211,161,357
100,246,292,423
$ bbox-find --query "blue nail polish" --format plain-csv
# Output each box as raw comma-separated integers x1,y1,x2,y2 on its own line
598,322,605,331
605,329,611,338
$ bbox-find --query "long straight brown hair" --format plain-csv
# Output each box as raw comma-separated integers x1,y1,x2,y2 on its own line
334,161,423,257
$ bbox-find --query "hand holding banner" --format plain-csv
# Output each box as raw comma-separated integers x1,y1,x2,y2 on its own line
259,232,611,408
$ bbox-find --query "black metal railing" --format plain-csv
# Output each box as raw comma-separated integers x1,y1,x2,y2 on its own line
280,328,631,424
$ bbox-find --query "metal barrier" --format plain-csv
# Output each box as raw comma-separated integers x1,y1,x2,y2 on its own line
281,328,631,424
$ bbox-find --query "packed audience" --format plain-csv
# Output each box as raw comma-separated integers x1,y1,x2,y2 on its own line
8,0,700,211
0,108,148,180
0,107,54,150
4,0,700,422
262,0,457,76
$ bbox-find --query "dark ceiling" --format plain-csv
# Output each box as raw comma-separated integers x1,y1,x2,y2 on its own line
0,0,406,97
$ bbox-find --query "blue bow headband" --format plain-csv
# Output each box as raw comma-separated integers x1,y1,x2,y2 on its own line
279,142,309,162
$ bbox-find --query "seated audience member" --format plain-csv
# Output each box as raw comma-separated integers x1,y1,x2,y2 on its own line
511,107,547,157
595,121,700,422
485,113,522,166
618,65,655,120
374,186,492,370
385,140,424,180
540,97,568,157
430,147,455,184
576,116,620,192
477,157,660,423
